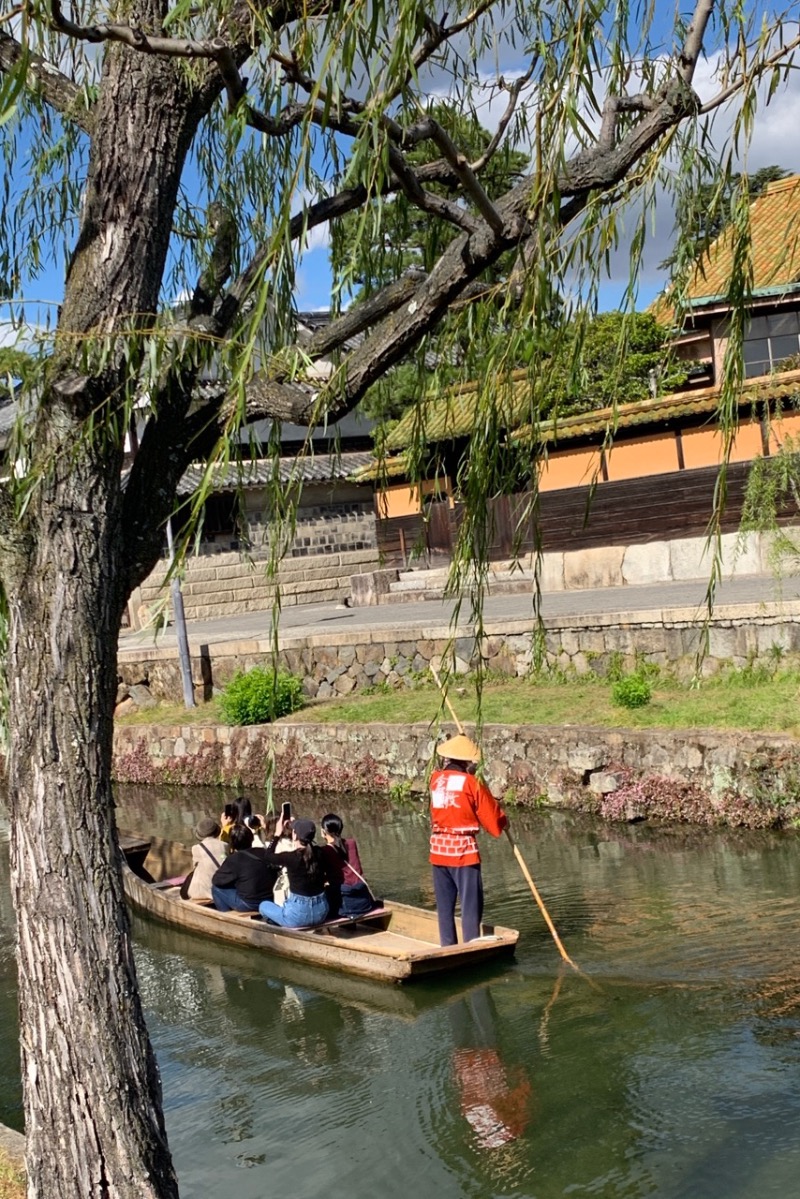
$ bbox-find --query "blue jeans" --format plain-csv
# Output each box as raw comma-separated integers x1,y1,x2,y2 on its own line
259,892,329,927
211,885,260,913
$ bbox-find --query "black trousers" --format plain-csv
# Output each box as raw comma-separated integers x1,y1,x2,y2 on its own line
432,863,484,946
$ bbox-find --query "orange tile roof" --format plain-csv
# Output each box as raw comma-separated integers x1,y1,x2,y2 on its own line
654,175,800,323
513,368,800,443
363,368,800,479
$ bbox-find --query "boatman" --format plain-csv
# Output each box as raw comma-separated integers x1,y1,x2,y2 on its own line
429,734,508,947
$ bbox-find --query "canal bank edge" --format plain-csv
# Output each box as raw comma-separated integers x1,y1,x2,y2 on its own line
117,599,800,704
113,721,800,831
0,1122,25,1174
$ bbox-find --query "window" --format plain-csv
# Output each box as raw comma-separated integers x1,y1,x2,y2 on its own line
744,311,800,378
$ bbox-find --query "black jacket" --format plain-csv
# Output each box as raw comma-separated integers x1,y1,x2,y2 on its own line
211,848,277,903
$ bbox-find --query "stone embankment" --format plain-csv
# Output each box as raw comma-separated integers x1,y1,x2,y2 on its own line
0,1122,25,1175
113,720,800,830
118,599,800,705
131,545,379,628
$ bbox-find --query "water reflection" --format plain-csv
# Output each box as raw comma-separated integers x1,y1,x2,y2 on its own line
449,986,532,1150
2,789,800,1197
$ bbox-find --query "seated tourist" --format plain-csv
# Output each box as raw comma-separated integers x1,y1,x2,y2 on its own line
257,818,331,928
184,817,228,901
320,813,377,918
245,813,271,849
219,796,265,843
211,824,277,912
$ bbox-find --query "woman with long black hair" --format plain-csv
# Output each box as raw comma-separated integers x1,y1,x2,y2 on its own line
257,818,331,927
320,813,376,917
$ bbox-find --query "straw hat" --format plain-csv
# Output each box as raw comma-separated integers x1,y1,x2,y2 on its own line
436,734,481,763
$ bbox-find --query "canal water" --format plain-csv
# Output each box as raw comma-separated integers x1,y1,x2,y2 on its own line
1,787,800,1198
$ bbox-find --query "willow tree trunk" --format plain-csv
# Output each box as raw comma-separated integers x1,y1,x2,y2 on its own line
4,440,179,1198
0,12,205,1195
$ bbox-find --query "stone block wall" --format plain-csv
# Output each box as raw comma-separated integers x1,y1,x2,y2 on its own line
242,483,377,559
118,600,800,702
111,719,800,827
132,480,380,626
135,545,380,624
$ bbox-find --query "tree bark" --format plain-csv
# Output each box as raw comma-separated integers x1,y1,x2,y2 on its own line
4,439,179,1199
0,16,206,1197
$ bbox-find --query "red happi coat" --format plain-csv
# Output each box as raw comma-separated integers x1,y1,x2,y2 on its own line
429,768,508,867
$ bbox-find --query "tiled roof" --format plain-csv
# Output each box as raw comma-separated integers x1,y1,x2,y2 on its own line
384,369,532,451
176,450,375,496
653,175,800,322
350,452,414,482
369,368,800,477
513,368,800,443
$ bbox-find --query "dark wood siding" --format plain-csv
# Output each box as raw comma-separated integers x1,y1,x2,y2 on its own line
377,461,775,564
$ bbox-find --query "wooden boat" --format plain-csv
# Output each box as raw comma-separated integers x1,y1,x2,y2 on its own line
121,835,519,985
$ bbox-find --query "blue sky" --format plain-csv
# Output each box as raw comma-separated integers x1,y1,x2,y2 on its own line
4,8,800,342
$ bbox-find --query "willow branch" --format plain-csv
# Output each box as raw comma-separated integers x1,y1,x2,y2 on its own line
376,0,501,110
424,121,507,234
147,0,719,460
0,29,90,131
471,65,536,172
188,202,237,320
387,146,482,233
698,31,800,115
215,156,467,332
302,270,427,358
679,0,716,84
49,0,228,59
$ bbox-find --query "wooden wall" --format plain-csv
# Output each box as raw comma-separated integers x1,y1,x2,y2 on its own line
378,461,762,563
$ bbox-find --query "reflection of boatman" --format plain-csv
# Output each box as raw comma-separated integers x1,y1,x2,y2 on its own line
450,987,531,1151
429,734,508,947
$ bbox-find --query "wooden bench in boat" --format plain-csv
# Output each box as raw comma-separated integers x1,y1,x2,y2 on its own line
150,879,389,930
213,907,390,931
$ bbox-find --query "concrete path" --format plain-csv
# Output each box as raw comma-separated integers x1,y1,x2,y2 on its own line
119,572,800,652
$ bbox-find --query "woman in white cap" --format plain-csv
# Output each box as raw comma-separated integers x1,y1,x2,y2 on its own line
429,734,508,946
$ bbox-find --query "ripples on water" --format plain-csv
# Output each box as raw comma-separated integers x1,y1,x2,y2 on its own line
2,791,800,1197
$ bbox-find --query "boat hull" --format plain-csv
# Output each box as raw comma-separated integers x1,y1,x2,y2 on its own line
121,839,518,985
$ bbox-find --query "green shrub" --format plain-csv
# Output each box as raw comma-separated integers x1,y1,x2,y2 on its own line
219,668,304,725
611,673,652,709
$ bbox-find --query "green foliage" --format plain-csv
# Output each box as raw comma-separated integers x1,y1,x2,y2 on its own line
541,311,689,419
0,347,37,391
739,435,800,576
611,673,652,710
218,668,304,726
606,651,625,683
388,778,414,803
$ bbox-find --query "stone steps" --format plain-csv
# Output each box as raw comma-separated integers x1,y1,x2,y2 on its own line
387,565,537,602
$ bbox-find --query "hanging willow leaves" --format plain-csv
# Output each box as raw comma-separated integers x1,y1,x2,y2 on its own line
1,3,800,1198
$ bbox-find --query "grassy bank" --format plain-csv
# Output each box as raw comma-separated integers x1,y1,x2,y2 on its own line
0,1149,24,1199
117,668,800,735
